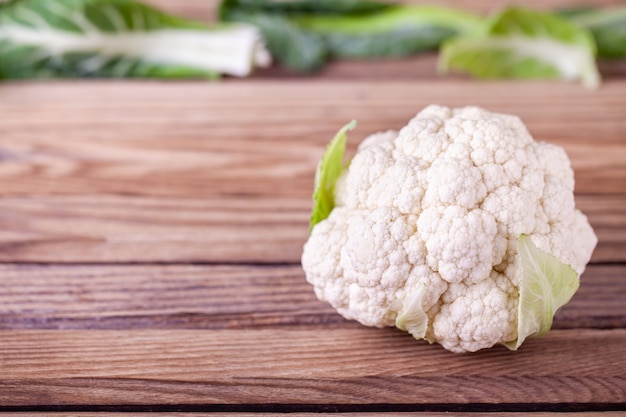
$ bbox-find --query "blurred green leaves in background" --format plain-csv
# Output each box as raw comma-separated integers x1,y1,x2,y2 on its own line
220,0,482,72
0,0,624,85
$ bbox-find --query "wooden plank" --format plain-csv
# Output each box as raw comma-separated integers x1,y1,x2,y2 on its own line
0,329,624,406
0,264,336,330
2,414,625,416
0,195,307,263
559,265,626,329
578,194,626,263
258,55,626,81
0,264,623,331
0,81,624,198
0,194,622,263
0,412,626,417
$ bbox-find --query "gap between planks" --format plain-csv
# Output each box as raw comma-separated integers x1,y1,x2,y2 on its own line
1,404,624,414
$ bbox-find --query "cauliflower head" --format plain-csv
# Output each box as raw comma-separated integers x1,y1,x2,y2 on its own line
301,105,597,353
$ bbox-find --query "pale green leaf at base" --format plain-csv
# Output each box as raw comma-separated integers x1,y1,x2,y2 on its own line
504,234,579,350
439,7,601,88
309,120,356,232
395,283,429,340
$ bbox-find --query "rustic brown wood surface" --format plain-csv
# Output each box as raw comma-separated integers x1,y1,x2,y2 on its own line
2,415,625,417
1,415,624,417
1,0,625,415
0,264,624,330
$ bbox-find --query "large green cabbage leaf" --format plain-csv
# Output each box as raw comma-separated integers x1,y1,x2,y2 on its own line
0,0,270,79
440,7,600,88
220,0,481,72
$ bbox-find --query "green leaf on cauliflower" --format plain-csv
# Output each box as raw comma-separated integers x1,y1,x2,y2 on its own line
0,0,270,80
395,283,429,341
505,234,579,350
439,7,600,88
310,120,356,232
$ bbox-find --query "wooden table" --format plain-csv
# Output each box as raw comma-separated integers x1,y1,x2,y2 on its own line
1,1,625,415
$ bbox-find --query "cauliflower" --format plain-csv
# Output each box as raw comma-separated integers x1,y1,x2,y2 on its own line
301,105,597,353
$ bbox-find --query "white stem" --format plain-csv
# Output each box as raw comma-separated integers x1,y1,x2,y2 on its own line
0,23,271,77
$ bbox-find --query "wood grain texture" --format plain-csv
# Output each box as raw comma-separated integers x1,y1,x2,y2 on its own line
0,411,626,417
0,0,624,411
0,195,307,263
256,55,626,81
0,194,622,263
0,81,624,197
0,329,624,406
0,81,624,263
0,264,624,331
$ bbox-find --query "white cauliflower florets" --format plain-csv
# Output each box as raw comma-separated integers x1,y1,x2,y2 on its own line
302,105,597,353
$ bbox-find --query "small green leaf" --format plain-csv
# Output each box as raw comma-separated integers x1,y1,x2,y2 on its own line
395,283,429,340
440,7,600,88
309,120,356,232
504,234,580,350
